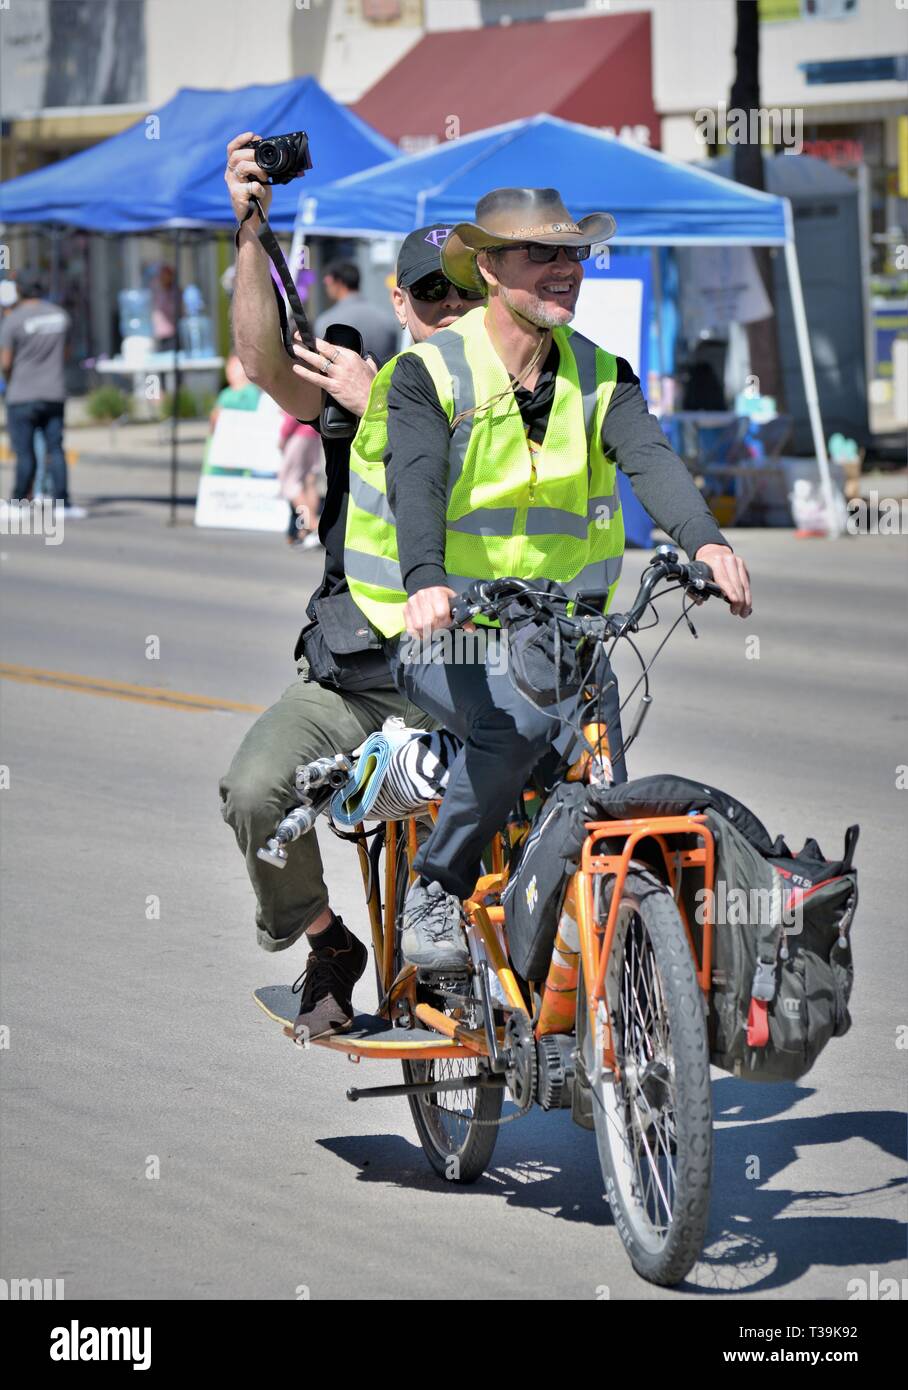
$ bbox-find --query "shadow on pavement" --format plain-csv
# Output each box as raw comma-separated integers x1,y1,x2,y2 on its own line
685,1084,906,1294
85,495,198,509
319,1082,906,1296
318,1107,610,1227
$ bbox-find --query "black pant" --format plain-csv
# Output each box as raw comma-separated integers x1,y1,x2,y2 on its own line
7,400,68,503
385,630,626,899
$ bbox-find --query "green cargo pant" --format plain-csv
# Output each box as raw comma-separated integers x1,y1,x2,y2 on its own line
219,658,437,952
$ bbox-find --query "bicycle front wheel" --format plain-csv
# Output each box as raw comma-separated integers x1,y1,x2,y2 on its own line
577,869,713,1285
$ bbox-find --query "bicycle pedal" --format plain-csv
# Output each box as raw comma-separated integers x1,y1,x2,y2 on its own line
416,966,471,984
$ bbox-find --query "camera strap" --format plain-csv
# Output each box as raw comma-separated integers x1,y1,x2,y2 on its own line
236,195,316,352
235,195,361,440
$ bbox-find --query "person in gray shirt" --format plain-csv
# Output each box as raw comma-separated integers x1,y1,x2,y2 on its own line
313,260,399,366
0,269,80,511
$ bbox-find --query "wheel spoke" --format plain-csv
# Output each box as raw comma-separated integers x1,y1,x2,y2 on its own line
585,879,712,1282
395,851,502,1178
636,1122,672,1230
417,1048,482,1150
601,907,681,1242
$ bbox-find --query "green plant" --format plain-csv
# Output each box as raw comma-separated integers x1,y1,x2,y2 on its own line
160,386,200,419
85,386,131,422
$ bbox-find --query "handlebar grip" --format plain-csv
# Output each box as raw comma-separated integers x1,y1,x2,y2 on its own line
686,560,727,600
686,560,714,585
450,578,492,624
449,576,529,625
449,595,476,626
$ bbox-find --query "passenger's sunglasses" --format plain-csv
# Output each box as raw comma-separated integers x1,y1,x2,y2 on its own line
501,243,591,264
407,272,485,303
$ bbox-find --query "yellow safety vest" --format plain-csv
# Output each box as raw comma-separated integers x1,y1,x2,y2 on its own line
344,307,625,638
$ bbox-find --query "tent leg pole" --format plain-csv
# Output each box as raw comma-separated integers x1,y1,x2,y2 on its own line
50,226,61,303
170,228,180,527
650,246,664,407
783,236,839,537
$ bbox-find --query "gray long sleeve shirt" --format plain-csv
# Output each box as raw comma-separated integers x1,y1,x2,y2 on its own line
384,337,730,596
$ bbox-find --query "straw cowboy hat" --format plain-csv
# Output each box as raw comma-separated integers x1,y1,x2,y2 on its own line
441,187,617,293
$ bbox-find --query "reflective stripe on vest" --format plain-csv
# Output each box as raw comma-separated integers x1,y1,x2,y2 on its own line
344,309,625,638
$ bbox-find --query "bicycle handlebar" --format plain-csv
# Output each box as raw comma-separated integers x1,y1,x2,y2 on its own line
448,546,726,635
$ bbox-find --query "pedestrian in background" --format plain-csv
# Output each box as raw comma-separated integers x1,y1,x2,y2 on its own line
151,264,178,350
314,259,399,365
0,269,84,515
208,351,261,434
278,413,324,549
0,277,18,314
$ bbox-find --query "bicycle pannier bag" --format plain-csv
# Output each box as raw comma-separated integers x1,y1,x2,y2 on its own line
502,782,589,980
562,773,775,856
701,811,858,1082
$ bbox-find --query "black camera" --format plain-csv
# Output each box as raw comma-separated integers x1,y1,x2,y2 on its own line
249,131,312,185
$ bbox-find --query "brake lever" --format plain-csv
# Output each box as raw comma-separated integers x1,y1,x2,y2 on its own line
605,610,645,643
684,559,726,603
449,597,481,626
685,579,728,606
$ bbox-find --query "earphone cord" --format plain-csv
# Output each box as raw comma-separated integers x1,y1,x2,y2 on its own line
450,314,549,430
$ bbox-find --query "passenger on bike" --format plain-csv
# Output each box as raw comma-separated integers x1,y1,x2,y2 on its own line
344,187,752,970
219,132,485,1036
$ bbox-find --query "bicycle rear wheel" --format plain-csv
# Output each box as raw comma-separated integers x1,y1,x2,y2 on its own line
577,868,712,1285
393,837,503,1183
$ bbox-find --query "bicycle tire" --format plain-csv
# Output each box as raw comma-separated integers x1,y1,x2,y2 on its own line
392,836,503,1183
577,868,712,1285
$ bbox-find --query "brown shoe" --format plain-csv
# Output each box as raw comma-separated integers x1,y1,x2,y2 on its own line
291,928,368,1041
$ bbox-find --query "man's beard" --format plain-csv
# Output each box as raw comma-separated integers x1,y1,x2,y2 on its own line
500,282,575,330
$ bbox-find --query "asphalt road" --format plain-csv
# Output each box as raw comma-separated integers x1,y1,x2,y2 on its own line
1,436,906,1301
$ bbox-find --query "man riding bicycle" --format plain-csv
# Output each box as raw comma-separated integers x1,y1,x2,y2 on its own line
344,187,752,971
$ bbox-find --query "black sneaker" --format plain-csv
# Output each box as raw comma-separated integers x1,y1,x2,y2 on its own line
291,923,368,1041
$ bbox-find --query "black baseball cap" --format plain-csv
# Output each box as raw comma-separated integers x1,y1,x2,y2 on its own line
17,269,47,300
396,224,454,289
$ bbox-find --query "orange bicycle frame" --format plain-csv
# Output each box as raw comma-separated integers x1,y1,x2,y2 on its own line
352,722,717,1079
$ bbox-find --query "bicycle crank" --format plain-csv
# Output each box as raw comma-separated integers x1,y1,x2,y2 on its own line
503,1013,537,1111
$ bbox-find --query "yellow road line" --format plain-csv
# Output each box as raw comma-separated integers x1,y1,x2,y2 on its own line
0,663,264,715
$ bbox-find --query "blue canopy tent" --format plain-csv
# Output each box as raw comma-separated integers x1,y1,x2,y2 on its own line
0,78,395,521
295,114,838,536
0,77,397,231
296,113,787,243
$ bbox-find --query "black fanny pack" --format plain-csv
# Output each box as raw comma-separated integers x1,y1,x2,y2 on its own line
295,589,395,694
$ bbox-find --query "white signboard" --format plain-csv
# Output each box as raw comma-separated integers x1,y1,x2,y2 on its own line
571,276,645,375
194,396,288,533
679,246,773,331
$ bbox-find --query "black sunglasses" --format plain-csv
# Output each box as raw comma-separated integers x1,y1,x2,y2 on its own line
500,243,591,264
407,272,485,303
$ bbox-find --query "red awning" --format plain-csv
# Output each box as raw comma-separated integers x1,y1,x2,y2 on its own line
353,13,659,151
